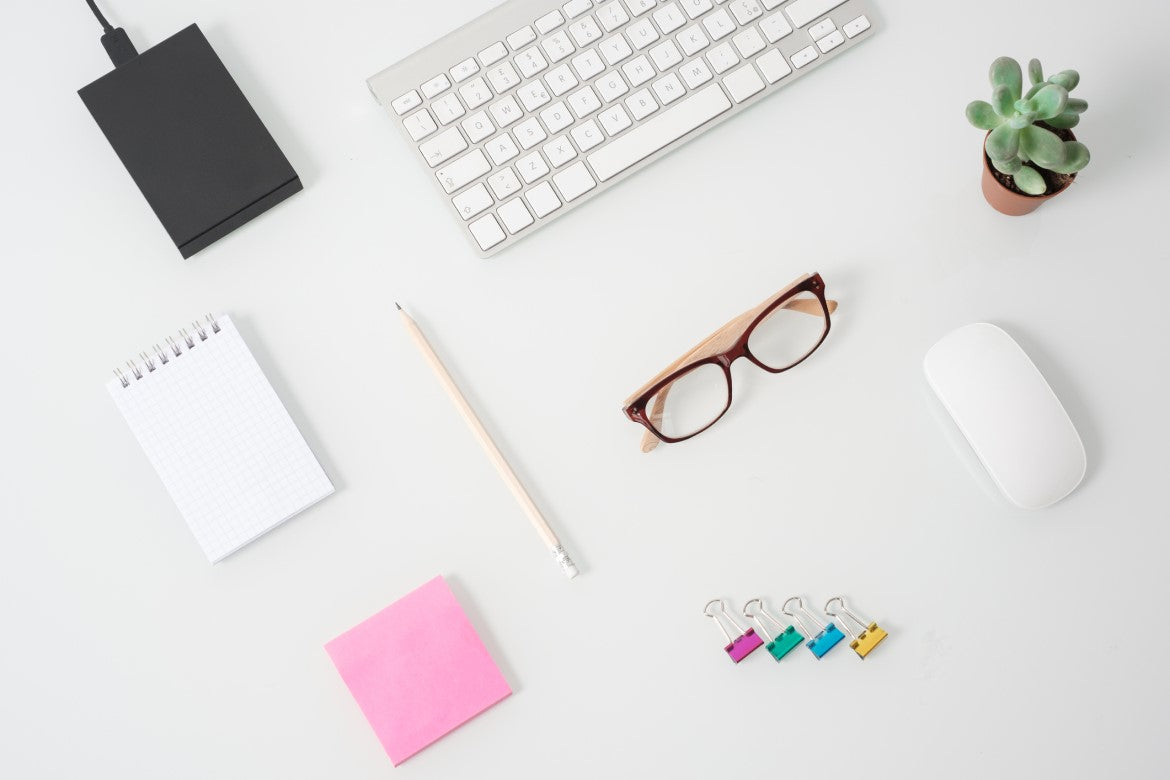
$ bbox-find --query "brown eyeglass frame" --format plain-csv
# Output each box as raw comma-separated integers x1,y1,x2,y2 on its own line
622,273,838,452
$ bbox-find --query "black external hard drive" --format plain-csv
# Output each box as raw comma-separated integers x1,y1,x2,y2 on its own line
78,24,301,258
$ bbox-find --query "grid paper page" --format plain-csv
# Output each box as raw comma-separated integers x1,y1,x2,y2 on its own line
107,316,334,562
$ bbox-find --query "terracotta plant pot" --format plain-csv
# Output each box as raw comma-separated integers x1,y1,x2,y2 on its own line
980,130,1077,216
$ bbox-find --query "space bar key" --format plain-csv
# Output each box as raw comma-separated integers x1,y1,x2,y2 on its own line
587,85,732,182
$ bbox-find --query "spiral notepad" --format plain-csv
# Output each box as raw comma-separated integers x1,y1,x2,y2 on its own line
107,314,333,562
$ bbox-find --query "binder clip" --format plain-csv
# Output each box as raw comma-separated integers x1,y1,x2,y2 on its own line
782,596,845,659
825,596,888,659
743,598,804,662
704,599,763,663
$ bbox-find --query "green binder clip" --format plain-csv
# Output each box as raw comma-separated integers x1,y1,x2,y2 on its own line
743,598,804,662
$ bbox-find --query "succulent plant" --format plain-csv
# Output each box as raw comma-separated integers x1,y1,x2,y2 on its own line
966,57,1090,195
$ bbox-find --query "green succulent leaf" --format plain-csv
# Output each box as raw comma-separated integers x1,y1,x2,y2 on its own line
1013,165,1047,195
1009,114,1031,130
990,56,1023,101
1019,124,1066,167
1050,70,1080,90
986,123,1020,161
1049,141,1090,174
992,84,1015,117
1064,98,1088,114
992,156,1023,175
1028,58,1043,85
1031,84,1069,120
966,100,1002,130
1044,112,1081,129
1024,83,1045,100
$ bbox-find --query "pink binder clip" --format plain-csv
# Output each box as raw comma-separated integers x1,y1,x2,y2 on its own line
704,599,764,663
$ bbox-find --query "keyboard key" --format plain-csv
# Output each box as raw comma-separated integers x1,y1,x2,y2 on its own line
507,26,536,50
677,25,709,56
600,34,633,65
518,80,552,111
392,90,422,115
525,181,562,217
650,40,683,71
459,77,493,110
572,49,605,80
518,151,551,183
498,197,535,233
419,127,468,167
436,149,490,193
755,49,792,83
597,1,630,31
488,167,522,199
486,133,520,164
843,15,871,38
422,74,451,98
706,42,739,74
784,0,847,28
808,18,836,40
453,183,493,220
791,45,818,68
626,0,655,17
600,72,632,104
479,42,509,65
542,32,576,63
652,73,686,105
703,10,736,41
451,58,480,83
760,12,793,43
546,64,580,96
654,4,687,34
680,58,713,88
569,16,603,47
599,104,633,135
514,117,548,149
627,18,659,50
762,0,784,7
568,85,602,118
540,102,575,132
489,95,523,127
622,55,655,87
733,28,765,57
588,83,731,181
563,0,593,18
553,161,597,200
543,135,578,167
729,0,764,25
817,29,845,52
469,213,506,250
625,88,658,120
487,62,521,92
431,93,466,125
403,109,437,141
535,10,565,34
517,47,550,78
571,119,605,151
461,111,495,142
681,0,713,18
723,63,765,102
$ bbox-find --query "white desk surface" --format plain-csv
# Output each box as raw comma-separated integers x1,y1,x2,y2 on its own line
3,0,1169,776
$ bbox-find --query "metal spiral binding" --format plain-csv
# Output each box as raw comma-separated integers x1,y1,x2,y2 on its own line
113,314,220,388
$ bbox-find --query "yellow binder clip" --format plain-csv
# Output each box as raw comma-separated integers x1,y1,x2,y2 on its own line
824,596,888,659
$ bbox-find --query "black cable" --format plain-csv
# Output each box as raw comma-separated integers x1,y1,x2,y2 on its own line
86,0,114,33
85,0,138,67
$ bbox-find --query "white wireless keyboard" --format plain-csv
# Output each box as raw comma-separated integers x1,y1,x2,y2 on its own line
368,0,877,257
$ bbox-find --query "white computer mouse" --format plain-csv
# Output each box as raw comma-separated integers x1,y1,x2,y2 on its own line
923,323,1086,509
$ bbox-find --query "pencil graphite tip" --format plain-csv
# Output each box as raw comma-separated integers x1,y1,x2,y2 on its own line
395,302,402,311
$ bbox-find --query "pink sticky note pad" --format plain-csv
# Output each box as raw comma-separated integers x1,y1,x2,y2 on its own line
325,576,511,766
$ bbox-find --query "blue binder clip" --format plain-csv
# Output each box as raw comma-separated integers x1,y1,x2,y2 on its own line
782,596,845,659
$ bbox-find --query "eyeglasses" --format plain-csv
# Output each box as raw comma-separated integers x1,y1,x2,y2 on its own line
622,273,837,452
